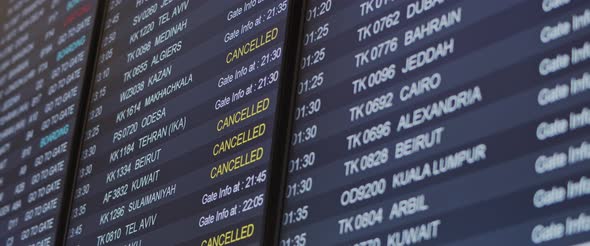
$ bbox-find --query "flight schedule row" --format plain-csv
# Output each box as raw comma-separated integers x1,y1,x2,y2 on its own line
0,0,99,245
64,0,291,245
279,0,590,245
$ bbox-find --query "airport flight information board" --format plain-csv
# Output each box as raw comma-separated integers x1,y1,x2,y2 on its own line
279,0,590,245
0,0,99,245
65,0,292,245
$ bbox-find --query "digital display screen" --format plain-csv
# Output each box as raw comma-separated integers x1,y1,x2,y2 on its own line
65,0,292,245
0,0,99,245
279,0,590,245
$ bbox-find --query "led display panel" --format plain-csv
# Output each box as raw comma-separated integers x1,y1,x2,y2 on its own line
279,1,590,245
65,0,296,245
0,0,100,245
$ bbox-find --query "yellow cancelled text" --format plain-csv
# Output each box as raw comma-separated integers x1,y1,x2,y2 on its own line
201,223,255,246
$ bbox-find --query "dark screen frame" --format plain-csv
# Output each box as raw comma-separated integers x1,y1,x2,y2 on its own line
58,1,107,244
261,0,306,245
